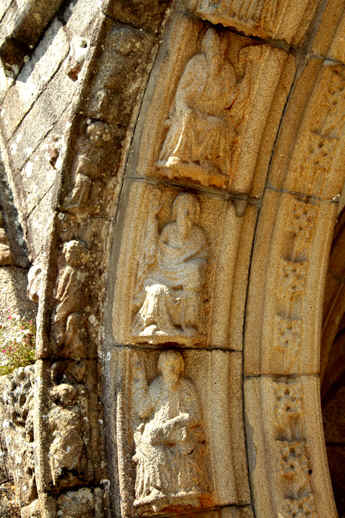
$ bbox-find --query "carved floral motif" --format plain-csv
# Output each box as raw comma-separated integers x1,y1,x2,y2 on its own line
301,67,345,195
132,192,208,344
131,351,209,514
273,380,318,517
273,200,317,366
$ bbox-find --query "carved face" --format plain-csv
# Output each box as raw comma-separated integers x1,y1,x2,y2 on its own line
158,352,184,387
172,194,200,238
63,240,86,267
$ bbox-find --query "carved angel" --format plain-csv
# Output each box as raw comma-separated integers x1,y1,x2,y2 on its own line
131,351,209,512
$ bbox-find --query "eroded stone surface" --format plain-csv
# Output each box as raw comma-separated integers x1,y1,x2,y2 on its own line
0,0,64,77
104,0,170,32
0,366,36,508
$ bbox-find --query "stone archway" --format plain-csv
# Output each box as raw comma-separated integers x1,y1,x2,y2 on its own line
0,0,345,516
103,1,345,517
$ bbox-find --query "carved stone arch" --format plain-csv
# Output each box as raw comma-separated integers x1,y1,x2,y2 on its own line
104,2,345,518
1,0,345,516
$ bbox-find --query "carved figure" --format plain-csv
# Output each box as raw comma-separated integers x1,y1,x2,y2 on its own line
63,155,93,212
157,29,237,188
132,351,208,513
132,193,208,343
53,240,88,347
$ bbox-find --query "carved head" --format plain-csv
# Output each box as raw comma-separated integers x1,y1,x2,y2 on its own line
201,28,225,61
173,194,200,239
158,351,184,387
172,193,200,223
62,240,87,267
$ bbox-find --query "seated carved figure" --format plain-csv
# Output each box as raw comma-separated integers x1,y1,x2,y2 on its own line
157,28,236,188
132,193,208,343
132,351,209,513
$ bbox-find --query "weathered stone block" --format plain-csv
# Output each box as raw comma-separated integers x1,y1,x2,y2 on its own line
7,65,76,172
104,0,170,33
25,185,56,261
0,366,36,507
81,20,154,126
11,115,68,221
0,267,35,321
0,0,64,76
0,0,12,23
35,359,105,492
57,487,105,518
1,19,69,142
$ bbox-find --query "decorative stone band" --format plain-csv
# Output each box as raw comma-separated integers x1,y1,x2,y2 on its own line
245,376,336,517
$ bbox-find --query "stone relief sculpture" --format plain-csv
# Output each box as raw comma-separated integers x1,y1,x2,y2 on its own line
63,121,111,215
157,29,262,190
63,155,93,213
131,351,209,513
132,192,208,344
157,28,237,188
53,240,88,352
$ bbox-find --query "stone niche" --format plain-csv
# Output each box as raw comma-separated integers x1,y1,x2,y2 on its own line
128,12,293,198
106,348,249,517
111,180,243,349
